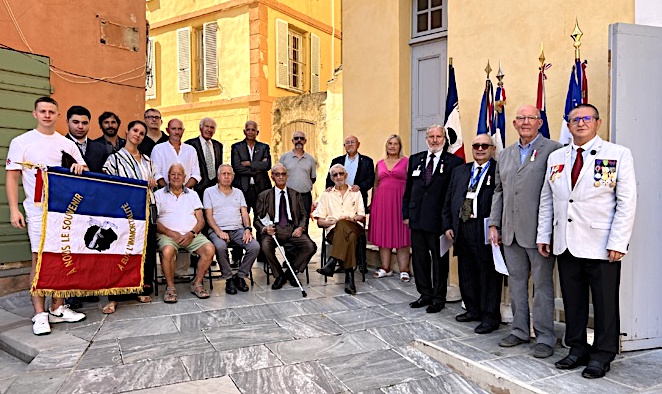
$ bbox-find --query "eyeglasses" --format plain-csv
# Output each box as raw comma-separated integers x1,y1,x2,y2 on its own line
293,136,305,141
145,115,161,120
344,141,357,146
272,172,287,177
515,115,540,122
331,172,346,177
569,115,598,125
245,128,257,131
472,143,493,150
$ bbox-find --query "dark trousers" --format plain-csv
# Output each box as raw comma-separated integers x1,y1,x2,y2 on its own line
456,219,503,325
261,224,317,278
557,250,621,363
233,184,260,262
411,229,448,305
300,192,313,220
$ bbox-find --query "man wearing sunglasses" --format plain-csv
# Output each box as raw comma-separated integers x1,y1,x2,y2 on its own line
488,104,562,359
442,134,502,334
279,131,316,216
325,135,375,214
537,104,636,379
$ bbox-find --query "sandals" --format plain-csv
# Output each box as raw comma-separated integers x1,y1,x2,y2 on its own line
373,268,393,278
164,287,178,303
102,301,117,314
190,283,210,299
400,272,411,283
137,295,151,303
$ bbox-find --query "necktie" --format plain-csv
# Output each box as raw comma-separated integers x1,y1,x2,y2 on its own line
278,190,288,228
424,153,435,184
204,141,215,179
470,166,482,188
571,147,584,189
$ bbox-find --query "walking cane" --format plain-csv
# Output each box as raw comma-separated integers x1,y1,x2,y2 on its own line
259,214,307,298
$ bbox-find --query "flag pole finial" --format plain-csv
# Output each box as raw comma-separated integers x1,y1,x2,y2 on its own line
485,60,492,79
496,61,504,86
571,18,583,60
449,57,453,66
539,42,546,68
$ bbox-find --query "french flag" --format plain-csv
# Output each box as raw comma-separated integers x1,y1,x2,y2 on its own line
33,168,149,297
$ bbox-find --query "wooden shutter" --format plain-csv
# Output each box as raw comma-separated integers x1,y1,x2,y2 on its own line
203,22,218,90
310,33,320,93
145,37,156,99
275,18,289,88
176,27,191,93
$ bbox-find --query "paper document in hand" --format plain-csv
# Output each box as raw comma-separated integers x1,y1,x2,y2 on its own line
439,235,452,257
492,244,509,276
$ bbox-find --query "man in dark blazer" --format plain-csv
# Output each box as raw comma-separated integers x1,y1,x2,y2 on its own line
403,125,463,313
254,164,316,290
231,120,272,213
185,117,223,200
325,135,375,212
443,134,502,334
65,105,108,173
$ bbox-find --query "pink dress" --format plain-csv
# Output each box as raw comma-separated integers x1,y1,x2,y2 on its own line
369,157,411,248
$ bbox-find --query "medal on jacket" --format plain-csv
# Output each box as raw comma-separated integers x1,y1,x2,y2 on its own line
549,164,564,182
593,159,617,188
530,149,538,162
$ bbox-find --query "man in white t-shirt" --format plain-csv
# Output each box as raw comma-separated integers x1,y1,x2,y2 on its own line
152,119,201,188
5,96,88,336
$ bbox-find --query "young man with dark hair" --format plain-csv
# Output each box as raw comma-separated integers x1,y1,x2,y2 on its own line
95,111,125,154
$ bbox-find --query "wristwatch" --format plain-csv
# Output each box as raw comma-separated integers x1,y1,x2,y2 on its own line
244,226,253,232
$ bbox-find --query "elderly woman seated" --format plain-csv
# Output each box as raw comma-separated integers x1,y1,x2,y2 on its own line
154,163,215,303
313,163,366,294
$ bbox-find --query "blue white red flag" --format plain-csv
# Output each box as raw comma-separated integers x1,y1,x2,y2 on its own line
559,59,588,145
32,167,149,297
494,82,506,155
536,63,552,138
477,77,503,154
444,64,465,162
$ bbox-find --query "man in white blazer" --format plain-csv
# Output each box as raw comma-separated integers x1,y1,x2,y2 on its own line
537,103,636,379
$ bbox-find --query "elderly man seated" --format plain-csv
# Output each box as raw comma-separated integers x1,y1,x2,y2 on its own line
204,164,259,295
314,163,366,294
155,163,215,303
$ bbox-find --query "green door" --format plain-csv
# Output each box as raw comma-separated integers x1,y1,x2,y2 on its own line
0,48,51,263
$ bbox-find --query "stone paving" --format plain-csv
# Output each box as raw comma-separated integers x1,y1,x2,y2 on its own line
1,236,661,393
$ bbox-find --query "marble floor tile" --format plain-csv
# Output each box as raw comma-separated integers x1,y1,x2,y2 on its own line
0,351,26,380
266,331,389,364
204,321,294,351
309,283,355,298
362,276,411,292
65,322,102,341
607,350,662,389
455,330,537,358
59,357,189,394
326,308,407,331
430,339,499,363
102,303,146,322
172,309,242,332
94,316,179,341
318,348,430,392
275,314,347,339
119,331,214,363
233,302,308,323
381,374,488,394
254,286,324,303
482,354,565,382
380,301,434,322
195,292,266,312
0,376,18,394
231,363,329,394
290,296,354,314
0,309,30,332
363,289,414,305
139,299,202,318
76,340,122,370
180,344,282,380
26,343,88,371
369,321,457,348
128,376,240,394
4,369,69,394
394,345,453,377
530,371,634,394
350,292,393,307
297,361,348,393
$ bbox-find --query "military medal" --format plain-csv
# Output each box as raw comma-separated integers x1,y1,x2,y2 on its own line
549,164,565,182
487,175,491,186
439,163,444,174
593,159,617,187
530,149,538,162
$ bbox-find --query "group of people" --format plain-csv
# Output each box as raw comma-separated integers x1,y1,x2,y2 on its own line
7,97,636,380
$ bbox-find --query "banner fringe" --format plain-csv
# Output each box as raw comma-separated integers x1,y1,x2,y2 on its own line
30,287,144,298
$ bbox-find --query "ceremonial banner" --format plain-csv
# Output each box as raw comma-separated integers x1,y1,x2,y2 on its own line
444,63,465,162
32,167,149,297
559,59,588,145
536,63,552,139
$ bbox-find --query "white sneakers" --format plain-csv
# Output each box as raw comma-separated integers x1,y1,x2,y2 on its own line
31,312,51,336
48,304,86,323
32,305,86,335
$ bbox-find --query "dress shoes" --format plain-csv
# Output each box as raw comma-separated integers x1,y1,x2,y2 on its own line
317,257,337,277
555,354,589,370
233,275,249,292
582,360,610,379
498,334,530,347
533,343,555,358
225,278,237,295
409,297,432,308
474,322,499,334
455,312,481,323
426,303,444,313
271,275,288,290
344,269,356,295
287,270,299,287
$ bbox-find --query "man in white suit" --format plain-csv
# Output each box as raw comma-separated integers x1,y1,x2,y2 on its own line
537,103,636,379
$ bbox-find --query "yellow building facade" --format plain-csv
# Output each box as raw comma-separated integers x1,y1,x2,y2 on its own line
343,0,636,162
146,0,341,161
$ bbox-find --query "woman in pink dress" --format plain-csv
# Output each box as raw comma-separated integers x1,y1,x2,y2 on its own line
369,135,411,282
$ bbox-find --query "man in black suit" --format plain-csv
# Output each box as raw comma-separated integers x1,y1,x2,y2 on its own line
443,134,502,333
95,111,125,155
185,117,223,200
254,164,316,290
325,135,375,212
403,125,463,313
231,120,272,213
65,106,108,173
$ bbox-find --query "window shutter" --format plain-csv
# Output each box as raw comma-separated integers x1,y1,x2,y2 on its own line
275,18,289,88
203,22,218,90
310,33,320,93
146,37,156,99
176,27,191,93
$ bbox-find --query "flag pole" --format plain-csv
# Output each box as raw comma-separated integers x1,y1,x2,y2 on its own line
571,18,583,62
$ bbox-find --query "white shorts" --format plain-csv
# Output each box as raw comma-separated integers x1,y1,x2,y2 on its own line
24,202,43,253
